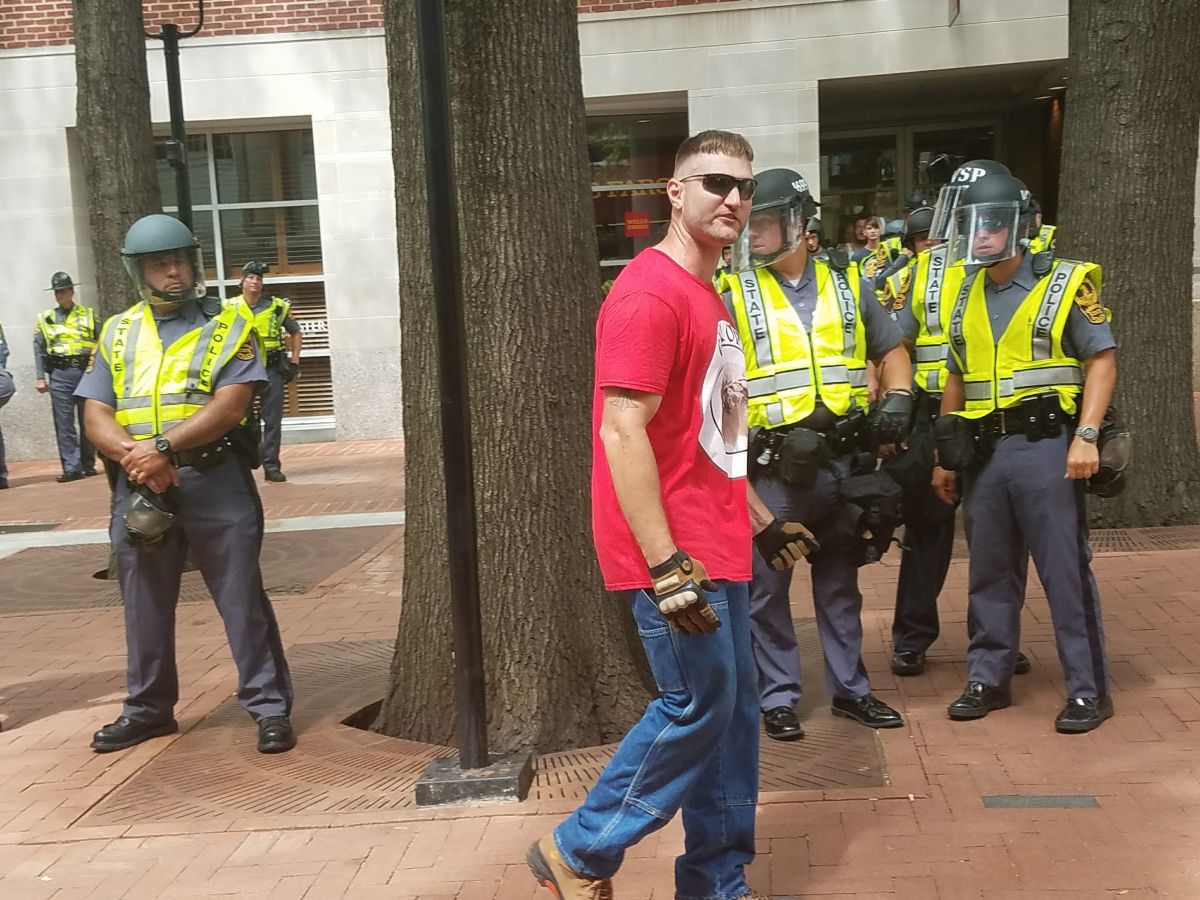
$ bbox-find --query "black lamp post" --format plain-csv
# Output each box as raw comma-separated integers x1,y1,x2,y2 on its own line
146,1,205,230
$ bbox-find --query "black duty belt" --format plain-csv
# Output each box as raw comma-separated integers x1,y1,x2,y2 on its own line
266,349,285,367
174,438,232,471
46,354,89,371
982,406,1075,437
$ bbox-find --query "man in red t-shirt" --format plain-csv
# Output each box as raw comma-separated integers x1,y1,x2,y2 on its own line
527,132,815,900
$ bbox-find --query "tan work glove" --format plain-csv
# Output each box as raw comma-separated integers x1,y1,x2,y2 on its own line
754,518,820,571
649,551,721,635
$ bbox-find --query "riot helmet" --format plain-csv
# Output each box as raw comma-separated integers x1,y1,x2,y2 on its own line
929,159,1012,240
124,484,178,546
121,214,206,307
884,219,905,238
805,216,822,237
903,206,936,245
731,168,818,272
242,260,270,278
1087,409,1131,498
946,172,1032,267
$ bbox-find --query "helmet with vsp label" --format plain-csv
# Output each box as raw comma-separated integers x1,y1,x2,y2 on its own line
930,159,1013,240
946,171,1032,267
731,168,818,272
121,214,206,307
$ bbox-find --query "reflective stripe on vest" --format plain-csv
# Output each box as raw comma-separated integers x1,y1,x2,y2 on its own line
38,306,96,357
729,261,869,430
947,259,1098,419
226,294,289,350
910,246,965,396
104,302,255,439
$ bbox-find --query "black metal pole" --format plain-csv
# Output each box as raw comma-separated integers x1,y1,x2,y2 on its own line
160,24,193,230
415,0,489,771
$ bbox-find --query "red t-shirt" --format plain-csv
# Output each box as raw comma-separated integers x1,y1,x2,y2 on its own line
591,247,752,590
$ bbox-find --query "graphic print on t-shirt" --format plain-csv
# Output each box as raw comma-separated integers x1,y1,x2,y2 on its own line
698,319,748,478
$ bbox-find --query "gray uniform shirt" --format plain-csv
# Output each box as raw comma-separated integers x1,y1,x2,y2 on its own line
0,321,9,370
767,259,902,361
34,303,100,378
945,251,1116,375
75,300,266,407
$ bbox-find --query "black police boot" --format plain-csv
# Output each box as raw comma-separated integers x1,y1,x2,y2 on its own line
1055,696,1114,734
947,682,1011,721
831,694,903,729
57,471,84,483
264,469,287,483
90,716,178,752
763,706,805,741
890,650,926,676
257,715,297,753
1014,652,1032,676
83,468,99,477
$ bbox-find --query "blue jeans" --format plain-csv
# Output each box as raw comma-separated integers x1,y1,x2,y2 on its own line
554,581,759,900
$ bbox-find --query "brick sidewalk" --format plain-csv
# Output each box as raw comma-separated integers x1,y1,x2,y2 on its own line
2,441,1200,897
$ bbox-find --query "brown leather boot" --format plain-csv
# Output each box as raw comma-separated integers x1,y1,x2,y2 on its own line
527,835,613,900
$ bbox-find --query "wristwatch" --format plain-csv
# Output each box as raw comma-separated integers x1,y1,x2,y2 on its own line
154,434,176,464
1074,426,1099,444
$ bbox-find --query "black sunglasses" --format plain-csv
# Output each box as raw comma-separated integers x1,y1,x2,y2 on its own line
975,215,1009,234
680,173,758,201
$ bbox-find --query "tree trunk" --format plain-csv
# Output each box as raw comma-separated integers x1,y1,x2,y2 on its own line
373,0,652,755
1057,0,1200,526
72,0,161,320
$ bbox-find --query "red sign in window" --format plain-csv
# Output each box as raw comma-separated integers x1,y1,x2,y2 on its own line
624,211,651,237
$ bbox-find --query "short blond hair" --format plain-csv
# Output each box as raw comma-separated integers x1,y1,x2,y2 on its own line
674,130,754,174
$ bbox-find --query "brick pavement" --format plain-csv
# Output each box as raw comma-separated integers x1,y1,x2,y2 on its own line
3,440,1200,897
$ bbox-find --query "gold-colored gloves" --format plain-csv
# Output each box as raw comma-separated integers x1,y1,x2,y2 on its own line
753,518,819,571
649,551,721,635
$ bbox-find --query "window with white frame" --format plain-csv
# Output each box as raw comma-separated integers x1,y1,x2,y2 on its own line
155,127,332,418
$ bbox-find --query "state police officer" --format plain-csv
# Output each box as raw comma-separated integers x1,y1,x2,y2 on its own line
884,204,1032,678
76,214,296,754
34,272,99,482
932,168,1116,733
726,169,914,737
226,261,302,483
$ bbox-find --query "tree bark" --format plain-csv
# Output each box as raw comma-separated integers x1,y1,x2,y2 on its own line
72,0,161,320
1057,0,1200,526
373,0,652,754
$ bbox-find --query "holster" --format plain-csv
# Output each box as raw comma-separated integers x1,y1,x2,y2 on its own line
934,414,986,471
777,428,830,489
1017,394,1071,441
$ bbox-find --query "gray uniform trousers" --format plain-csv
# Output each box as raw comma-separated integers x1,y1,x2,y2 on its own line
749,456,872,707
111,456,294,724
50,367,95,474
962,430,1109,697
259,366,285,472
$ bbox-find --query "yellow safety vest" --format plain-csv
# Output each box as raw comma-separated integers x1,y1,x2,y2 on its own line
729,261,869,429
37,305,96,356
1028,224,1057,255
101,302,256,439
948,259,1101,419
882,245,967,395
226,294,290,351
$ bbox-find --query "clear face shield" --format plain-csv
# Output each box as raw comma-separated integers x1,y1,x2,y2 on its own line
948,202,1025,267
123,246,207,307
731,201,805,273
928,183,968,241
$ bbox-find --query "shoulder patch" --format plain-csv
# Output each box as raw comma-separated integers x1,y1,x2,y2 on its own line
1074,278,1106,325
236,341,257,361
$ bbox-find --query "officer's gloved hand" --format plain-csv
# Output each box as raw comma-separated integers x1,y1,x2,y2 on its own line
754,518,820,571
280,360,301,383
649,551,721,635
870,389,914,448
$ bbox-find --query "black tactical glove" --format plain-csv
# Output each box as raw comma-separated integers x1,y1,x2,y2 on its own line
754,518,820,571
869,389,914,448
649,551,721,635
280,360,301,383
